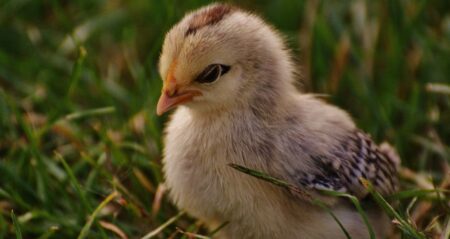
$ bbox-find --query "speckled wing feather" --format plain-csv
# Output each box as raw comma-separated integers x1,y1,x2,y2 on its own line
297,130,400,199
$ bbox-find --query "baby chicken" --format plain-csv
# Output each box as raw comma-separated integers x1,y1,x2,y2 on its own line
156,3,400,239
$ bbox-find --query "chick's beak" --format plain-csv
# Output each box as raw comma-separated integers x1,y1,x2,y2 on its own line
156,78,201,116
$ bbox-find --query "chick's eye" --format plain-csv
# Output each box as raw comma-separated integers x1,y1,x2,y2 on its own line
195,64,231,84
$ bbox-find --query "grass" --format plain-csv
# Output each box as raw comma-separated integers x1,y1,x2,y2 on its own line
0,0,449,238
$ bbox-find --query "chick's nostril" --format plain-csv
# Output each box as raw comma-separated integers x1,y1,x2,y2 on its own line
163,82,177,97
166,88,177,97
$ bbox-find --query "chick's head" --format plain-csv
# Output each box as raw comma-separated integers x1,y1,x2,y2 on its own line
157,3,292,115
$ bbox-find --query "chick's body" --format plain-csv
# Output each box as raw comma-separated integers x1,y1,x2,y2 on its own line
158,4,399,239
164,97,386,239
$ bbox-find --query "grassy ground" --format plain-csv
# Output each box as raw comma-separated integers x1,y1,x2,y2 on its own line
0,0,449,238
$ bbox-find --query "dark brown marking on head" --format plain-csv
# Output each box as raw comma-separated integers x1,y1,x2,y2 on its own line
185,4,234,36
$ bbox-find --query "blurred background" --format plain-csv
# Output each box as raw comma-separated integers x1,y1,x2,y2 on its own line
0,0,448,238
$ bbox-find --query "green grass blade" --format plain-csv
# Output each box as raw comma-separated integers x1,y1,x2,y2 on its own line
77,191,118,239
361,179,426,239
55,152,92,214
228,163,312,200
64,106,116,120
389,189,450,200
141,211,185,239
228,163,290,187
312,199,352,239
11,210,22,239
229,163,369,238
38,226,59,239
319,190,375,239
208,221,229,237
68,46,87,97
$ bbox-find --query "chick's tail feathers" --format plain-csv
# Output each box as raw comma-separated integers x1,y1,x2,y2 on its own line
379,142,401,171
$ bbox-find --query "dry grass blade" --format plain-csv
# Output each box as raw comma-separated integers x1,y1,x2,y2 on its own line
99,220,128,239
176,227,211,239
400,168,434,190
423,215,441,235
426,83,450,95
133,168,155,193
112,177,149,218
442,216,450,239
411,202,433,226
141,211,185,239
151,184,166,218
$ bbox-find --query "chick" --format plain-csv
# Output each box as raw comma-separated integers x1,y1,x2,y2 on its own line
156,3,400,239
